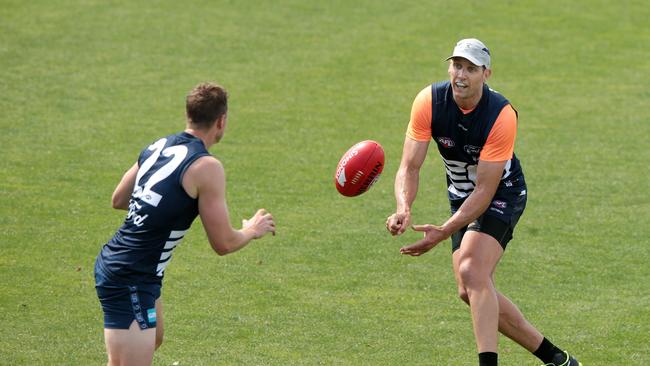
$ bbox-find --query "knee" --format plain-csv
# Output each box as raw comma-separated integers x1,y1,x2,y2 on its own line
457,260,489,291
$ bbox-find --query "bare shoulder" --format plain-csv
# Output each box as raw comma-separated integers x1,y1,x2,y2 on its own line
188,155,223,173
182,156,225,198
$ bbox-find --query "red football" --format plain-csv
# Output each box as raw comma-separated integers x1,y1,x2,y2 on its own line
334,140,385,197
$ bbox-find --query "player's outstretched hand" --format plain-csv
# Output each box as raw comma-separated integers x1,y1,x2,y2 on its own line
386,212,411,236
243,209,276,238
399,224,447,256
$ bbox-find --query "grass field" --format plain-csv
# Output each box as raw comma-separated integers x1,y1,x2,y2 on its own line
1,0,649,364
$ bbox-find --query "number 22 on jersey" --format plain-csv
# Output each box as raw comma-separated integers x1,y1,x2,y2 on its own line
133,138,188,207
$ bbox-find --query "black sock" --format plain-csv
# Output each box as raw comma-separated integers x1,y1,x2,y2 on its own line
478,352,498,366
533,337,563,363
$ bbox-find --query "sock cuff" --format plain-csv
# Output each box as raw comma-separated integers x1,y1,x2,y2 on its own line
478,352,498,366
533,337,562,363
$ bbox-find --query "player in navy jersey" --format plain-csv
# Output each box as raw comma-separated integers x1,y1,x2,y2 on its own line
386,39,581,366
95,82,276,366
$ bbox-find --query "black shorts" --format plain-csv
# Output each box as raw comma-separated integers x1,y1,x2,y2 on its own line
94,260,160,330
450,187,527,253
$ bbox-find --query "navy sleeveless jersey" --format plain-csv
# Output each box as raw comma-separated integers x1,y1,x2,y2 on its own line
96,132,210,284
430,81,525,202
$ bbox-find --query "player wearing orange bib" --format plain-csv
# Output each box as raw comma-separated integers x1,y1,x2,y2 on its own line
386,39,581,366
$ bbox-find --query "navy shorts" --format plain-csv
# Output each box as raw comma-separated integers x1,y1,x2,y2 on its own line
450,186,527,253
94,261,160,330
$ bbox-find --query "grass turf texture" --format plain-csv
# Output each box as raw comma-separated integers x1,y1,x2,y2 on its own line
1,0,649,364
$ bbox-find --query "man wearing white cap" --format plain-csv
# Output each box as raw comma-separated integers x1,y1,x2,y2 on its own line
386,39,582,366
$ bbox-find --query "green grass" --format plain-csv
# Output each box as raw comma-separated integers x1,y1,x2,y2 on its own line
1,0,649,364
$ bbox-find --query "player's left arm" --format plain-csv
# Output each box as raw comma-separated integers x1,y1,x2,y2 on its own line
438,160,505,236
111,162,138,210
400,161,504,256
189,156,275,256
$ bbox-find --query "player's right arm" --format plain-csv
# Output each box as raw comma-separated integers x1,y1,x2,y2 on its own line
184,156,275,256
387,87,431,236
387,137,429,235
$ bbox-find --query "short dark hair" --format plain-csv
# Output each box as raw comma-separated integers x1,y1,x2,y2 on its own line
186,82,228,128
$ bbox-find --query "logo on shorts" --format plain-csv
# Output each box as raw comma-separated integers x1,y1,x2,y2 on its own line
437,137,455,148
147,308,157,325
492,200,507,209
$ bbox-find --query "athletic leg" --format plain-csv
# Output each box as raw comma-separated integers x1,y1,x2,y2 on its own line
496,292,543,352
453,231,503,353
104,320,156,366
454,258,543,352
453,235,580,365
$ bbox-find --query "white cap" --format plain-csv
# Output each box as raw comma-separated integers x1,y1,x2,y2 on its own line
446,38,491,69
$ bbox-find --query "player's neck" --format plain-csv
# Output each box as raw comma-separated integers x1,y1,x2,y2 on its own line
184,128,215,149
454,93,481,111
